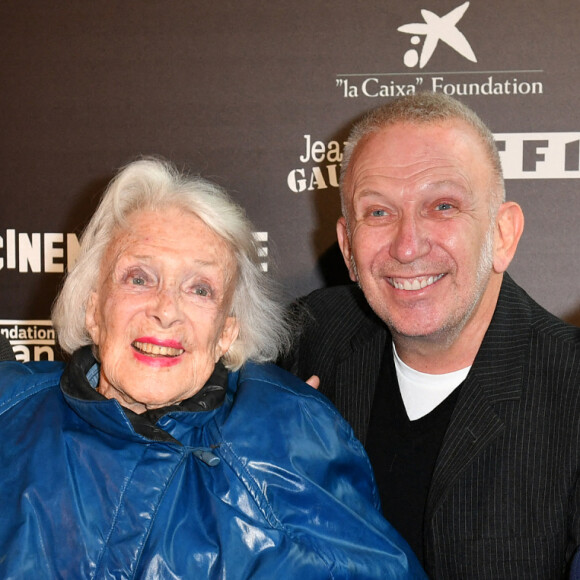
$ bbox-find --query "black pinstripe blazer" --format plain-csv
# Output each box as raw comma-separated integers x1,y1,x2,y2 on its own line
0,334,15,361
282,273,580,579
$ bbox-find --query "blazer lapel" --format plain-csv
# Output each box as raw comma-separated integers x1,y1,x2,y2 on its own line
334,312,389,444
425,374,507,521
425,274,531,521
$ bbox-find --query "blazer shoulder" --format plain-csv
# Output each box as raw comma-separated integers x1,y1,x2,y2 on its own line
296,284,384,341
300,284,370,315
500,277,580,395
514,282,580,348
499,275,579,347
530,303,580,346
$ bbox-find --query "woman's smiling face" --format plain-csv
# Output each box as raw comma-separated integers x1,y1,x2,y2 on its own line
85,207,239,414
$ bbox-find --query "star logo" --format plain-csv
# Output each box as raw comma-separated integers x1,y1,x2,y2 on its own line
398,1,477,69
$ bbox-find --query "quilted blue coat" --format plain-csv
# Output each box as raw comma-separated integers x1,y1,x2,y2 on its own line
0,355,426,579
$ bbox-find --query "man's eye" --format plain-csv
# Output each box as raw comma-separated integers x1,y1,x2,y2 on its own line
435,202,454,211
132,276,146,286
370,209,388,217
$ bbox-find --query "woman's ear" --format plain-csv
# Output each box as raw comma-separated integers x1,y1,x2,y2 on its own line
493,201,525,273
337,217,357,282
85,292,100,345
215,316,239,362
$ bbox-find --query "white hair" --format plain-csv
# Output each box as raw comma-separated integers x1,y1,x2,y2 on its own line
52,157,291,369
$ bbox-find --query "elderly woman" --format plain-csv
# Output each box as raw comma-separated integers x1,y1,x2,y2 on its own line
0,159,425,579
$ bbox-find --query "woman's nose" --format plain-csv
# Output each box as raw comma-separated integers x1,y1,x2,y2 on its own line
147,287,184,328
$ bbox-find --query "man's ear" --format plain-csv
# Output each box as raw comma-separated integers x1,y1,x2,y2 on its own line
336,217,357,282
85,292,100,345
493,201,525,273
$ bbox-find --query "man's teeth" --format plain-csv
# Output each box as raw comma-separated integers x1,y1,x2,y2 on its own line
390,274,443,291
133,341,184,357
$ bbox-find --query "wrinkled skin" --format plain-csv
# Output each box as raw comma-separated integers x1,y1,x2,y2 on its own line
338,120,523,372
86,207,239,413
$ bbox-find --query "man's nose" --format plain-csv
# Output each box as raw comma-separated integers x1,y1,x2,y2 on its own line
389,213,430,263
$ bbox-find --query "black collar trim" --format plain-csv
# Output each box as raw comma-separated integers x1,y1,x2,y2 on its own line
60,346,228,442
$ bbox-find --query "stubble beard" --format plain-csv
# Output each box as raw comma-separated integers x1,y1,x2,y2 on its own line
352,222,496,349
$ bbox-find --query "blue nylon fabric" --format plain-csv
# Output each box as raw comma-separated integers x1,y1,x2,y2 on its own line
0,359,426,579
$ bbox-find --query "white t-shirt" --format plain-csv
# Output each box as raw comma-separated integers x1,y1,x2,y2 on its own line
393,344,470,421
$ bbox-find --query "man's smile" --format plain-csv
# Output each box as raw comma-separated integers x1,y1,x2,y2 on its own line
386,273,445,291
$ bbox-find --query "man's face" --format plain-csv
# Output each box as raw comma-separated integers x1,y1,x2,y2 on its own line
338,120,500,346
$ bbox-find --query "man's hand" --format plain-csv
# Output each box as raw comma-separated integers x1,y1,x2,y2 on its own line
306,375,320,390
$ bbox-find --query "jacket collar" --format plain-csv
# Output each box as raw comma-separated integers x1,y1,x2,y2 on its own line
426,273,530,519
61,346,229,444
334,288,390,443
338,274,530,476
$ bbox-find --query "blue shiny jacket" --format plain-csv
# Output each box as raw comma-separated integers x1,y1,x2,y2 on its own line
0,358,426,579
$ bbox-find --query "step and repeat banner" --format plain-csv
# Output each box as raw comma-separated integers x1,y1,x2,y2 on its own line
1,1,579,361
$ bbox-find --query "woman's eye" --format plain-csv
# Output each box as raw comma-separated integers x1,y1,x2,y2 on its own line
122,268,151,286
193,286,210,297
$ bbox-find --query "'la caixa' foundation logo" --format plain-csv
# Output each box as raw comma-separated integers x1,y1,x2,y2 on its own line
398,1,477,69
335,0,546,99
